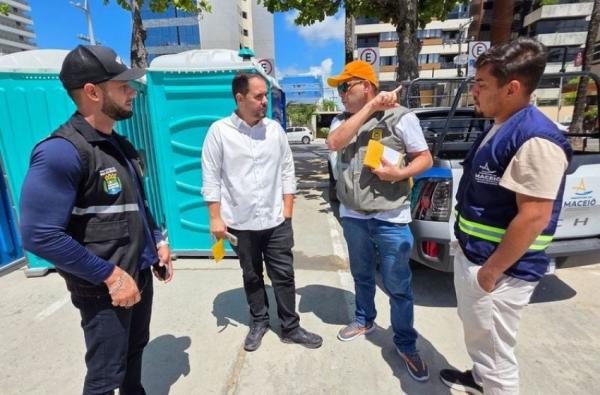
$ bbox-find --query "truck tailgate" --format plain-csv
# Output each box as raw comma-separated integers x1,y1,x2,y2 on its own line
555,154,600,238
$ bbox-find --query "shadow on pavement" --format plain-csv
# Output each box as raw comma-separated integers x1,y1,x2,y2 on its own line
296,284,354,325
366,328,457,394
211,286,281,334
142,334,191,395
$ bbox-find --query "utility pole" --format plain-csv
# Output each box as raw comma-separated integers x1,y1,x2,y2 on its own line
71,0,97,45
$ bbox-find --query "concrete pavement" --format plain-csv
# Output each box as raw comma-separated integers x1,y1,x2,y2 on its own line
1,142,599,394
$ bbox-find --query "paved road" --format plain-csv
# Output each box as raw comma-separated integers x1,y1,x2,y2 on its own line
1,141,599,394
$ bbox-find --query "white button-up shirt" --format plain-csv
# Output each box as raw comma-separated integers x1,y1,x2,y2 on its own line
201,112,296,231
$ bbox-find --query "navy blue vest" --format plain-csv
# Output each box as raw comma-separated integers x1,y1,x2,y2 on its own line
455,105,572,281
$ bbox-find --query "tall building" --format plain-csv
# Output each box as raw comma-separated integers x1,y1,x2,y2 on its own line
353,4,472,84
521,0,593,73
0,0,36,55
142,0,274,63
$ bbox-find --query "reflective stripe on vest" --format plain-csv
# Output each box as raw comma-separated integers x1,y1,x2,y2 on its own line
457,214,553,251
71,204,140,216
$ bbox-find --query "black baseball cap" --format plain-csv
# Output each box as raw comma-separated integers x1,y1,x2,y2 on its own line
59,45,146,90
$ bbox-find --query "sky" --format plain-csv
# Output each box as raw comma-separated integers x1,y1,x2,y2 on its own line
28,1,345,84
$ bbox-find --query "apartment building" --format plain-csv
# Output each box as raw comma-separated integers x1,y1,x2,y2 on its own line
353,4,472,84
0,0,35,55
142,0,274,63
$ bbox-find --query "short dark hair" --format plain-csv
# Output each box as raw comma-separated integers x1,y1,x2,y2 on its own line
232,72,264,99
475,38,547,94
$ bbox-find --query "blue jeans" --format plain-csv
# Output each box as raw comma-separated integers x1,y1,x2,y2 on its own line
342,217,418,353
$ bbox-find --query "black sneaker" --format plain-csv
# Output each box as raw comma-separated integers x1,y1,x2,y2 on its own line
281,327,323,349
244,324,269,352
396,348,429,382
439,369,483,395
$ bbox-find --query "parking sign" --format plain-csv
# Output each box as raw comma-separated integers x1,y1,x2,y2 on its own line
467,41,490,77
258,58,274,76
358,47,379,72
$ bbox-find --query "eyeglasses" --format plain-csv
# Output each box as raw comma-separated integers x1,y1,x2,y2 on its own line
337,80,363,94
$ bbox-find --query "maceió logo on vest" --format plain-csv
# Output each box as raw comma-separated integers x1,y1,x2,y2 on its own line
100,167,122,195
474,162,501,185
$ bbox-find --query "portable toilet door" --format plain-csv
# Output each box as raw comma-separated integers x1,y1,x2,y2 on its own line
0,158,24,273
146,49,277,255
0,49,74,277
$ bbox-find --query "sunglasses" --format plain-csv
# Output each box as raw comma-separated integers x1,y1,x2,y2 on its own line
337,80,363,94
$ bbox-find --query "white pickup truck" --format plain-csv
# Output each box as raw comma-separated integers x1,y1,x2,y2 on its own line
329,73,600,272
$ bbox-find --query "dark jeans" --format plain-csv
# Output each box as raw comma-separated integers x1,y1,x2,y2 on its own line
71,269,153,395
229,219,300,333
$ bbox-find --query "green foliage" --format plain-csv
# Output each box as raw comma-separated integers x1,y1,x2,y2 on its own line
585,106,598,121
0,4,9,16
259,0,467,29
317,127,330,139
321,99,337,112
287,103,316,127
104,0,211,13
539,0,559,6
562,91,577,106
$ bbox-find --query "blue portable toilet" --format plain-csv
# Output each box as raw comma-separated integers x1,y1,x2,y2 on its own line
0,49,162,276
0,159,24,272
146,49,281,255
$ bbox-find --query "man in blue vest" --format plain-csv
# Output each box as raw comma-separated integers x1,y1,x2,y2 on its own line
439,38,572,395
20,45,173,394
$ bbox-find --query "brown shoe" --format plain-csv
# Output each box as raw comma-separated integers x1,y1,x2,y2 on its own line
337,321,375,342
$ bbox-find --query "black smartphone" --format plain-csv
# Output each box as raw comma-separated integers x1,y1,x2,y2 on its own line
153,262,168,280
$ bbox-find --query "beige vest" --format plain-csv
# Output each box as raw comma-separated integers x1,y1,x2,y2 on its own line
335,107,412,213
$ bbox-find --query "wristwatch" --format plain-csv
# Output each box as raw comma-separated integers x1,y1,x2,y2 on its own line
156,240,169,249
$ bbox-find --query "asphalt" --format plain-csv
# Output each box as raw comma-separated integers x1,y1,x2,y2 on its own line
1,142,599,395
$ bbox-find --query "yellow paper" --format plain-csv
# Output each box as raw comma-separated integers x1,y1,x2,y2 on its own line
364,139,385,169
212,238,225,263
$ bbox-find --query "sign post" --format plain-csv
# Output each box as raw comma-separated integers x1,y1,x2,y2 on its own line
358,47,380,73
467,41,490,77
257,58,274,76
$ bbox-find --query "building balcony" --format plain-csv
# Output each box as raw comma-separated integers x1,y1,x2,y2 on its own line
524,2,593,27
535,32,587,47
379,40,397,48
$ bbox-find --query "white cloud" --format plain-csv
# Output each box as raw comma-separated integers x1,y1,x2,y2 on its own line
285,11,344,45
280,58,334,79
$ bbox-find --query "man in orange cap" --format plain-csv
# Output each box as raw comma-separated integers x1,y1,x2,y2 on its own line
326,60,433,382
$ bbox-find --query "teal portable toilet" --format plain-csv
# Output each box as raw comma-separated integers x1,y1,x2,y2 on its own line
0,49,162,276
146,49,282,255
0,49,73,276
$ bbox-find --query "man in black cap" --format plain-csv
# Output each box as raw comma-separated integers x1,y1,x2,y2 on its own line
20,45,173,395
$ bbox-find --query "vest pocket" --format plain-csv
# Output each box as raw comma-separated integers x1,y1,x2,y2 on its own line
83,220,130,243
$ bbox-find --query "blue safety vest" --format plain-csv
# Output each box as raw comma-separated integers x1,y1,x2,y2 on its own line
455,105,572,281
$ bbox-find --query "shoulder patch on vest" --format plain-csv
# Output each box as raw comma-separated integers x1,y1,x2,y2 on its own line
100,167,122,195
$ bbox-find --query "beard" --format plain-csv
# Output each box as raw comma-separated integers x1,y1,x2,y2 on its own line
101,96,133,121
252,106,267,120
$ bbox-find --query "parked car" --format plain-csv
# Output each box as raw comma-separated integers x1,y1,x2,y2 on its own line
329,74,600,272
286,126,313,144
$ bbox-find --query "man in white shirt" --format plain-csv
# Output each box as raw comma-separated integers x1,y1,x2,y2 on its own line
201,72,322,352
327,61,433,382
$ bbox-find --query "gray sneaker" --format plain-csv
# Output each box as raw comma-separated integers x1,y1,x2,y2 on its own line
337,321,375,342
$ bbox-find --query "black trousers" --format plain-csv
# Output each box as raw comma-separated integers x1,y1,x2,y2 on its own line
229,219,300,333
71,269,153,395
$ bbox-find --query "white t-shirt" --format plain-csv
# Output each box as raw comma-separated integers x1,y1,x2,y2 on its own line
330,111,429,223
